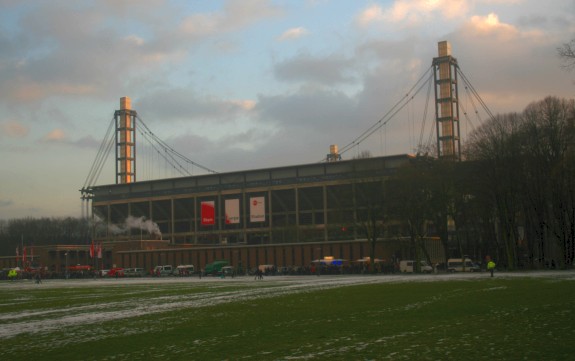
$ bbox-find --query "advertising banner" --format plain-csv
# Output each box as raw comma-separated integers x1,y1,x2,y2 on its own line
250,196,265,222
225,199,240,224
201,201,215,226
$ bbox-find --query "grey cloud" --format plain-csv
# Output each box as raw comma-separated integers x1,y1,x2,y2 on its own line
72,136,102,149
274,52,357,85
256,87,357,129
0,199,13,207
356,38,419,62
135,89,251,123
517,15,548,28
0,3,193,105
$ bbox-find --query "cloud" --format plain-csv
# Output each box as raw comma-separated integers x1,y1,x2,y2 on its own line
468,12,518,37
0,0,283,108
180,0,282,36
41,129,66,143
72,135,102,149
135,89,256,124
0,2,188,106
255,86,357,129
356,4,385,26
0,199,13,207
274,52,357,85
231,100,256,111
356,0,470,27
277,27,309,41
123,35,145,46
1,121,29,138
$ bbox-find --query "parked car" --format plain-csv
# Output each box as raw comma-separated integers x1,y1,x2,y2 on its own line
124,267,147,277
99,269,110,277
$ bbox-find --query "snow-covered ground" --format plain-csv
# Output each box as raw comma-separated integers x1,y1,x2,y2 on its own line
1,270,574,340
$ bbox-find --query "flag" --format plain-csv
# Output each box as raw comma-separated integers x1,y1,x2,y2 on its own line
16,246,19,257
97,243,102,259
89,241,94,258
22,247,26,263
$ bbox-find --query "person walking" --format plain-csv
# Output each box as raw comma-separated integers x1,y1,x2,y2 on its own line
487,260,496,277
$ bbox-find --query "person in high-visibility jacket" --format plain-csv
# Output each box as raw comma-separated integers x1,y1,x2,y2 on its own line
487,260,496,277
8,269,18,280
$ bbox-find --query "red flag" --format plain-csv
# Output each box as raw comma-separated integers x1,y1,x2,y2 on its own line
97,243,102,259
22,247,26,263
89,242,94,258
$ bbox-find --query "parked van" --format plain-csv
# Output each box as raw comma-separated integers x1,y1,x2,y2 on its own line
153,265,173,276
447,258,480,272
173,264,194,276
399,260,433,273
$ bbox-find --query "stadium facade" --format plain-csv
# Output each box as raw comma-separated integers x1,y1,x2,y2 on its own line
85,154,443,272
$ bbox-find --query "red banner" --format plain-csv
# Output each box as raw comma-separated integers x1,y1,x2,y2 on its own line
201,201,215,226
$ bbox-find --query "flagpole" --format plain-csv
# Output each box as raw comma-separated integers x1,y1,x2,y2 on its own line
21,234,24,268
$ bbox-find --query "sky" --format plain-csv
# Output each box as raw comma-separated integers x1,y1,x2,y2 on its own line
0,0,574,219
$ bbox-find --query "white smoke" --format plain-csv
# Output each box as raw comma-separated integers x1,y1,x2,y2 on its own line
90,213,162,239
102,216,162,238
125,215,162,238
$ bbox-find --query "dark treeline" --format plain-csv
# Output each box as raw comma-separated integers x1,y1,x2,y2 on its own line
0,217,90,256
465,96,575,269
384,96,575,270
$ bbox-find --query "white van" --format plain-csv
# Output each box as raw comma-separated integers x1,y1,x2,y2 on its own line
173,264,194,276
447,258,480,272
153,265,173,276
399,260,433,273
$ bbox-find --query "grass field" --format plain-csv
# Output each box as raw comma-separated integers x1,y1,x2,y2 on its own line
1,272,574,360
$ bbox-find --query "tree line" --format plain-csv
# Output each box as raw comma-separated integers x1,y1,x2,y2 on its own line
374,96,574,270
0,217,90,256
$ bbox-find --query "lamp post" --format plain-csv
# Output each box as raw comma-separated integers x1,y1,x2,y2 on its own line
65,252,69,279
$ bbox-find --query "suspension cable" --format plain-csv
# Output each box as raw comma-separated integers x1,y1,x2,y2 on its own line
81,116,115,191
337,66,434,157
457,68,496,122
136,115,218,174
417,72,434,152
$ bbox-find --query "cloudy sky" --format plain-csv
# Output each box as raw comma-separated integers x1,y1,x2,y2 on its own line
1,0,574,219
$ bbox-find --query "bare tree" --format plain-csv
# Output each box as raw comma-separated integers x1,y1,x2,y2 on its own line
384,158,435,271
466,113,525,269
558,39,575,71
354,180,384,272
